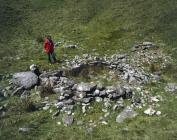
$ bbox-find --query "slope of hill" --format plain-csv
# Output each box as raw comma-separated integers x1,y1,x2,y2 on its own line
0,0,177,73
1,0,177,140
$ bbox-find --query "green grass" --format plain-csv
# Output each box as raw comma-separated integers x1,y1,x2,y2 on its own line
1,0,177,139
0,0,177,73
1,83,177,140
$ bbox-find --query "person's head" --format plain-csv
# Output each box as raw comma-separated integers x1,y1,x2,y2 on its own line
46,35,52,40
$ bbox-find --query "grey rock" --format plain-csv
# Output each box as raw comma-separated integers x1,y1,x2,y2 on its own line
97,83,104,90
93,89,100,96
165,83,177,93
62,105,74,112
117,54,127,59
63,99,74,105
81,97,92,103
74,92,86,99
95,97,103,102
70,64,86,75
65,44,79,49
104,101,112,108
12,72,38,89
55,102,64,109
116,86,126,96
86,127,93,133
116,106,137,123
101,121,108,125
83,54,90,59
63,115,74,126
53,87,67,94
19,127,32,133
77,120,84,126
113,104,119,111
43,105,50,110
104,112,110,118
76,82,97,92
99,90,106,97
106,86,117,94
143,42,153,46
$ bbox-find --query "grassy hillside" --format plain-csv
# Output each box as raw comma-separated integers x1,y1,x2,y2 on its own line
1,0,177,140
0,0,177,73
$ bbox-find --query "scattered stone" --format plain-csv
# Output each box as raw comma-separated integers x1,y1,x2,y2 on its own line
43,105,50,110
165,83,177,93
19,127,32,133
55,102,64,109
3,42,170,127
104,101,111,108
156,111,161,116
93,89,100,96
74,92,86,99
144,107,156,116
95,97,103,102
106,86,117,94
116,106,138,123
86,127,93,133
104,112,110,118
65,44,79,49
151,96,160,102
57,121,61,125
63,115,74,126
82,105,86,114
81,97,92,104
102,108,108,113
76,82,97,92
77,120,84,126
101,121,108,125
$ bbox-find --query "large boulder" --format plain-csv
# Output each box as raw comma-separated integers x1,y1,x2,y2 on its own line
12,72,38,89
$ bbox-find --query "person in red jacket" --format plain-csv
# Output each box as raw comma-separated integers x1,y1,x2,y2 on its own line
44,35,56,63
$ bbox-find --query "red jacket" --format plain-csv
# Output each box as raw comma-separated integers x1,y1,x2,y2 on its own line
44,39,54,53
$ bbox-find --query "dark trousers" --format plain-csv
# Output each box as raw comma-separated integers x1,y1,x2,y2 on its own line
48,53,56,63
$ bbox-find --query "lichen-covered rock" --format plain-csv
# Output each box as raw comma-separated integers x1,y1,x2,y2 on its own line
12,72,38,89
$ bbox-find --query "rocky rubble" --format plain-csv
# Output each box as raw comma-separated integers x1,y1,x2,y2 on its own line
3,42,173,127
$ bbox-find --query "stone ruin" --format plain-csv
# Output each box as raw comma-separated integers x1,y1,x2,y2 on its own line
4,42,172,126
